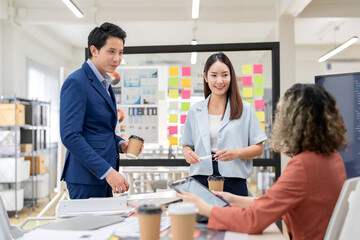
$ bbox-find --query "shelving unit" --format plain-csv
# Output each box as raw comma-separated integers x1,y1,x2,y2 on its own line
0,96,51,218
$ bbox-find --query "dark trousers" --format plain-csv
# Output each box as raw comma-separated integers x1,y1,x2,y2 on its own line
192,161,248,196
66,182,113,199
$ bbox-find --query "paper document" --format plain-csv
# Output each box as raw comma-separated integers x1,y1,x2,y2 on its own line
102,216,171,237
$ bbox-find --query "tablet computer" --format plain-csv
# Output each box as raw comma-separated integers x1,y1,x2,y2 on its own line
168,177,229,207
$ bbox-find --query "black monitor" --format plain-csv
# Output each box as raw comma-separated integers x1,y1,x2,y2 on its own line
315,72,360,179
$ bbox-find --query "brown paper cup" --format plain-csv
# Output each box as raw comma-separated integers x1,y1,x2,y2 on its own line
137,205,162,240
207,176,225,192
168,202,198,240
126,135,144,159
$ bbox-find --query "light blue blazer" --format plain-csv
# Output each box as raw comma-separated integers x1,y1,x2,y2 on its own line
180,95,267,178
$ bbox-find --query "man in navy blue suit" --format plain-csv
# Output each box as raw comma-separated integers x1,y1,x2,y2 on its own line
60,22,133,199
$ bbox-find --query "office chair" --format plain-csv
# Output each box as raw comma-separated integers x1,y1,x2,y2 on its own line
324,176,360,240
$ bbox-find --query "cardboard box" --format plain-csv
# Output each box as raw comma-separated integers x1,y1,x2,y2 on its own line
0,157,30,183
24,155,48,175
20,144,33,152
0,104,25,126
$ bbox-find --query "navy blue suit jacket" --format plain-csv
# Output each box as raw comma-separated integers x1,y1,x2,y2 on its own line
60,62,123,185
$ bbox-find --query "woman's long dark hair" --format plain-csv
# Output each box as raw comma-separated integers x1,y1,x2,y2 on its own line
203,52,243,120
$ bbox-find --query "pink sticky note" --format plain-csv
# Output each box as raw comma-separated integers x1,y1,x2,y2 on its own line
169,126,178,135
254,99,265,110
181,90,191,99
253,64,263,74
181,115,187,124
182,67,191,76
242,76,252,86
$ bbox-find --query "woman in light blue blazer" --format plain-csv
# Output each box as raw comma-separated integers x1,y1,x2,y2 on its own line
180,52,267,196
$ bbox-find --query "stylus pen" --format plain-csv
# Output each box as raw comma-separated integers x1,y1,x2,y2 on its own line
198,155,212,161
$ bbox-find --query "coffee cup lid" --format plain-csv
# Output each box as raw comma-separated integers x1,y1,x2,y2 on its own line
167,202,198,215
137,204,162,215
207,176,225,181
129,135,144,142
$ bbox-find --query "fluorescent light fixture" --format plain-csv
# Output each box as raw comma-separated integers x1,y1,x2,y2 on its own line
62,0,84,18
191,39,198,45
192,0,200,19
318,36,358,62
191,52,197,65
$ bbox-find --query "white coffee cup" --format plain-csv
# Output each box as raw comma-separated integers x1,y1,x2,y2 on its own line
167,202,198,240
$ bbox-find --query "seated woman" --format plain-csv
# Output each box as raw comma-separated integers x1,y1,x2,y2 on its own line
177,83,347,239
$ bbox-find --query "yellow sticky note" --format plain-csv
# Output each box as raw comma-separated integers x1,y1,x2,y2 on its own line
256,111,265,122
169,114,178,123
181,78,191,88
169,89,179,99
243,87,253,98
169,137,178,146
242,65,252,75
169,67,178,76
244,99,254,107
254,87,264,96
260,122,265,132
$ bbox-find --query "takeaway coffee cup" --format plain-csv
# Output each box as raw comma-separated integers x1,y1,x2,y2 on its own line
137,204,162,240
126,135,144,159
207,176,225,192
167,202,198,240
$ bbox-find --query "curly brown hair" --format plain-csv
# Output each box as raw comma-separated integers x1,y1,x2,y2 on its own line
270,83,347,156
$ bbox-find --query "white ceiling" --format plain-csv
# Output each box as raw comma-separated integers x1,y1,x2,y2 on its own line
9,0,360,49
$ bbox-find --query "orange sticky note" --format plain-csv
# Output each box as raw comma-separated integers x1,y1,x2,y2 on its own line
181,78,191,88
169,67,179,76
169,137,178,146
260,123,265,132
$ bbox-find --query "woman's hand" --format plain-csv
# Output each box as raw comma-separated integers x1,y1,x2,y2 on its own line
182,147,200,164
214,149,238,162
176,191,213,217
213,191,254,208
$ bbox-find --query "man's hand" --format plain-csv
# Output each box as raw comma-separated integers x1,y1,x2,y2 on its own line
176,191,213,217
105,169,129,193
120,141,144,154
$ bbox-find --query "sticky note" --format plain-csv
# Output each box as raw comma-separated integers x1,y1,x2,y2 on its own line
256,111,265,122
169,137,178,146
244,99,254,107
243,87,253,98
182,67,191,76
254,75,264,85
169,77,179,87
242,65,252,75
157,90,165,100
181,90,191,99
260,123,265,132
254,99,265,110
254,87,264,96
242,76,252,86
181,78,191,88
169,101,178,110
169,89,179,99
169,114,178,123
253,64,263,74
181,102,190,111
181,114,187,124
169,67,178,76
169,126,178,135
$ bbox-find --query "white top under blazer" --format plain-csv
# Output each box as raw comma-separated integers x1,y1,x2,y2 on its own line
180,95,267,178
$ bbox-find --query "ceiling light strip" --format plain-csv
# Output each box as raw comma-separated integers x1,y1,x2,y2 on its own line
318,36,358,63
192,0,200,19
62,0,84,18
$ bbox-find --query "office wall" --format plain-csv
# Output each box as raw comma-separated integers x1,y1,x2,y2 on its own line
0,23,76,98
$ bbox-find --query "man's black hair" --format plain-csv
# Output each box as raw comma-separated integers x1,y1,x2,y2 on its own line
87,22,126,58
